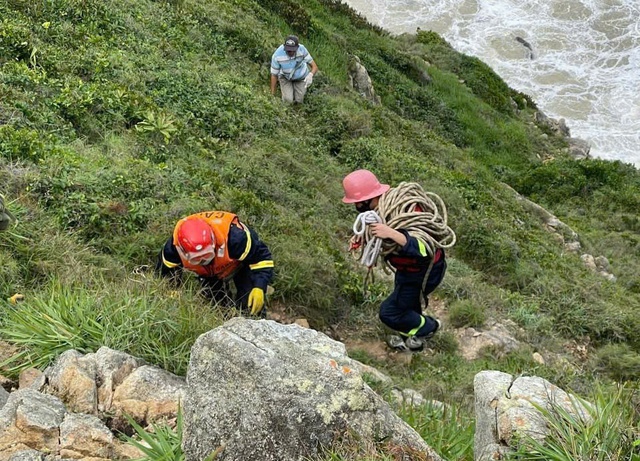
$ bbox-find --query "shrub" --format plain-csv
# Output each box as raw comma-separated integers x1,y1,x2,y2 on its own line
256,0,313,36
512,158,640,215
596,344,640,382
317,0,385,34
449,299,485,328
0,126,46,162
0,18,33,63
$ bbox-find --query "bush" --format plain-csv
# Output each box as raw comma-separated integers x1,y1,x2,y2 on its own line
256,0,313,36
596,344,640,382
0,18,33,63
0,126,46,162
449,299,485,328
457,55,514,115
512,158,640,215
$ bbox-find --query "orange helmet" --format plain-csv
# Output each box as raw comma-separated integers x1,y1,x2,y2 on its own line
341,169,390,203
176,218,215,265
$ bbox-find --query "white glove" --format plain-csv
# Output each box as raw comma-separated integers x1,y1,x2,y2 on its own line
304,73,314,88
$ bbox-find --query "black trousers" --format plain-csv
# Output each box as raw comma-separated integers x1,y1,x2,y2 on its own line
379,255,447,337
199,265,256,312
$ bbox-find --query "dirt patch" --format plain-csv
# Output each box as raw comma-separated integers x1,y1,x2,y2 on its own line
343,339,414,365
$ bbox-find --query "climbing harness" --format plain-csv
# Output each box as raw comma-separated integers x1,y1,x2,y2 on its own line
349,182,456,294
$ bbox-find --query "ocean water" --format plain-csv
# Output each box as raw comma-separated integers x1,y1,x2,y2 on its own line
343,0,640,167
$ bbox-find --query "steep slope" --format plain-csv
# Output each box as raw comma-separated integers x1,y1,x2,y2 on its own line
1,0,639,402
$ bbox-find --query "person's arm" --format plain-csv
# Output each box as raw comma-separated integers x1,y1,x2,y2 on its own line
270,52,281,96
155,237,184,278
369,223,407,247
228,224,274,290
309,60,318,76
370,224,432,258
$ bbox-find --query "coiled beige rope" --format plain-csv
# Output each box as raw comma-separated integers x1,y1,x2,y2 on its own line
351,182,456,271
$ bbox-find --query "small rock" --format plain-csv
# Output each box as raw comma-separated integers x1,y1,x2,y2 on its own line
564,241,581,253
19,368,45,391
581,254,597,271
594,256,610,272
532,352,545,365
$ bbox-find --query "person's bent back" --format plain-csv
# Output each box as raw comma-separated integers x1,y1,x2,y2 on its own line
156,211,274,316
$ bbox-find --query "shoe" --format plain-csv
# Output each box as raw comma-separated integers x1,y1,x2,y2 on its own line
423,317,442,340
405,318,442,352
404,335,425,352
387,335,409,352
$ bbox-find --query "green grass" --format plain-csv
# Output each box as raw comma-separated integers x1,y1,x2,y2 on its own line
0,277,226,375
509,385,640,461
124,409,184,461
0,0,640,457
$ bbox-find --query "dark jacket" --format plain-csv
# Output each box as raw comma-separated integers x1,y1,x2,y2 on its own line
156,223,274,291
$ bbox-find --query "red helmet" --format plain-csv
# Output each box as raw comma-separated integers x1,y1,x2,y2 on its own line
176,218,215,265
342,169,390,203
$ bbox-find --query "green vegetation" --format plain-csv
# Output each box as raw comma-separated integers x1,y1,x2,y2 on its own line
1,0,639,458
509,385,640,461
125,410,184,460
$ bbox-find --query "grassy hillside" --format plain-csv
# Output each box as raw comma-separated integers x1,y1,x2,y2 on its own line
1,0,639,457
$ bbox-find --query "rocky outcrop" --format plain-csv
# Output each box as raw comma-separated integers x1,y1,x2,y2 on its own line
0,389,134,460
474,371,592,460
455,320,522,360
567,137,591,159
44,347,186,429
348,55,380,105
183,318,442,461
535,111,570,137
534,111,591,160
581,254,616,281
502,183,581,253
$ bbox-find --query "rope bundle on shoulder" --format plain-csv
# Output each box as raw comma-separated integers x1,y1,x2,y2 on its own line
350,182,456,270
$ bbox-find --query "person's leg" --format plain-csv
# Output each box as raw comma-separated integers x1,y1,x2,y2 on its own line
379,280,429,335
198,277,231,306
292,80,308,103
279,77,294,103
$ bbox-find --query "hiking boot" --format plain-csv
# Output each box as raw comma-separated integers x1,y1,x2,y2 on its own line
387,335,409,352
405,318,442,352
423,317,442,340
404,335,426,352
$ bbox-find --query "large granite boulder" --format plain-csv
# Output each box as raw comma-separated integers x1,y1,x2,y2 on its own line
183,318,442,461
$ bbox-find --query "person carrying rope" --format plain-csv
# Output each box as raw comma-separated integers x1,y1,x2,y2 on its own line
342,169,455,352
